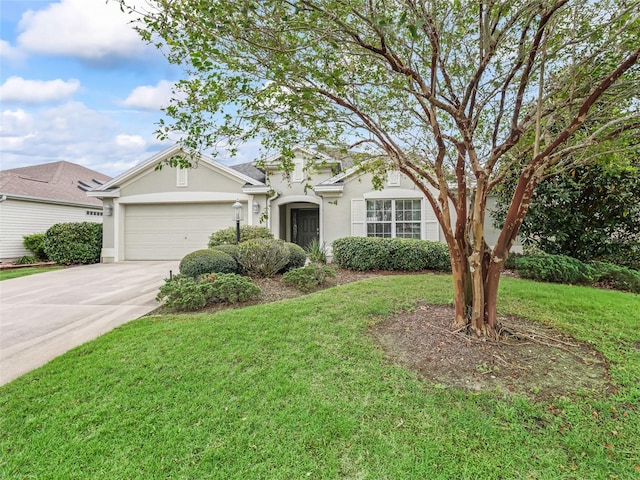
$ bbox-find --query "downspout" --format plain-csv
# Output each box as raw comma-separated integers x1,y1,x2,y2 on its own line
266,191,280,231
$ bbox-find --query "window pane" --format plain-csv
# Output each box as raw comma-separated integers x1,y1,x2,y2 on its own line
367,223,391,237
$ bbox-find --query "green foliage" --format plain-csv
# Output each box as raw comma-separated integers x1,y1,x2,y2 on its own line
22,233,48,261
43,222,102,265
283,242,307,271
15,255,38,265
156,273,261,312
332,237,451,272
591,262,640,294
282,264,337,292
208,225,273,247
237,238,290,277
493,163,640,265
156,275,208,311
515,254,595,285
179,249,237,278
305,238,327,264
504,252,524,270
210,244,241,271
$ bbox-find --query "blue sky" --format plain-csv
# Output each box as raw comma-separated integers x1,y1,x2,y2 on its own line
0,0,258,178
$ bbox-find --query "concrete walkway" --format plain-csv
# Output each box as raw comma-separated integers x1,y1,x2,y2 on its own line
0,261,178,386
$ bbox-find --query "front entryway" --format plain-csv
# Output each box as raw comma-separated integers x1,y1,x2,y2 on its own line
291,208,319,248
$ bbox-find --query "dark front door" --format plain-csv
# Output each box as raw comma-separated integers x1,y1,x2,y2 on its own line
291,208,319,248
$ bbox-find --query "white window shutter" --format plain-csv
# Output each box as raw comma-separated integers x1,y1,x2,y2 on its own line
176,168,188,187
351,198,366,237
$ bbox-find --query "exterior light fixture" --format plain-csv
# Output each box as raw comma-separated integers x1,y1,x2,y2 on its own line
232,200,243,243
103,205,113,216
252,200,260,214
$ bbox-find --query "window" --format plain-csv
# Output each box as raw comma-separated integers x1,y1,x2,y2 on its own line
366,199,421,238
86,210,103,216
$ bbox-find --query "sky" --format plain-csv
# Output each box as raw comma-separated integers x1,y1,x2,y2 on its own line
0,0,259,178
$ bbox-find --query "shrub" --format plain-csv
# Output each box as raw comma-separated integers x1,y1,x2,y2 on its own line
598,243,640,271
15,255,38,265
591,262,640,293
157,273,261,312
43,222,102,265
283,242,307,271
156,275,209,311
23,233,48,261
515,254,595,285
331,237,451,272
504,252,524,270
305,238,327,264
180,249,237,277
283,264,337,292
201,273,262,303
237,238,290,277
208,225,273,247
210,244,241,271
422,241,452,272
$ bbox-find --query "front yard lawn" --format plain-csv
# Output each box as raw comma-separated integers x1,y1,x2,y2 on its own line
0,274,638,478
0,265,62,281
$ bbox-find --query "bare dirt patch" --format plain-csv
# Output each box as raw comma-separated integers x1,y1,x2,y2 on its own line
371,303,614,402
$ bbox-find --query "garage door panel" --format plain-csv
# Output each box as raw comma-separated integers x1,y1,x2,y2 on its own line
124,203,232,260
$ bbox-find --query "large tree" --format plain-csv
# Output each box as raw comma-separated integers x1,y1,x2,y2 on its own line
119,0,640,336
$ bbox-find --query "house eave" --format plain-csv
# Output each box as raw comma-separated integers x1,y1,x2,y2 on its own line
0,192,104,209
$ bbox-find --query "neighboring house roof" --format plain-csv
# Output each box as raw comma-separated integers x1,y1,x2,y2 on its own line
0,161,111,207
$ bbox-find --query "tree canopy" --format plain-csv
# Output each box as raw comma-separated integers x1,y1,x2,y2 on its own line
119,0,640,336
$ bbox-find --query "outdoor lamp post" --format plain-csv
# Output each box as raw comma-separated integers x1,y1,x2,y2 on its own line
232,200,243,244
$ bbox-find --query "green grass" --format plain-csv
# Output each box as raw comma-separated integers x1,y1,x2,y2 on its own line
0,265,61,281
1,274,639,479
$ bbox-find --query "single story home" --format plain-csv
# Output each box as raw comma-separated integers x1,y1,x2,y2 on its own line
0,161,111,262
88,145,452,262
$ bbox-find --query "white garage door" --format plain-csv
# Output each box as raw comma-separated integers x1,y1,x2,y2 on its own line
124,203,233,260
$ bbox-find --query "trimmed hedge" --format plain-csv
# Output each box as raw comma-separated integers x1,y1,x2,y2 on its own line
515,254,595,285
179,249,237,277
208,225,273,247
43,222,102,265
332,237,451,272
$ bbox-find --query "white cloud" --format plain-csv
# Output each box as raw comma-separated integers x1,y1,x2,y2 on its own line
121,80,176,110
0,40,25,62
16,0,147,60
0,77,80,104
116,134,146,147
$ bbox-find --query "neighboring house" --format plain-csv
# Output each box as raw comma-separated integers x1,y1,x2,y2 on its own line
89,144,446,262
0,162,111,262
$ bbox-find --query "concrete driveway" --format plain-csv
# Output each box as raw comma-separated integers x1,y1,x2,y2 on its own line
0,261,178,386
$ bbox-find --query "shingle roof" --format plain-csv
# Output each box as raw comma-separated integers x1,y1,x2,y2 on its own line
230,162,266,183
0,161,112,206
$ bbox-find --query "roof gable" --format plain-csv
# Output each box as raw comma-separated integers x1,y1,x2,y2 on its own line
93,145,265,193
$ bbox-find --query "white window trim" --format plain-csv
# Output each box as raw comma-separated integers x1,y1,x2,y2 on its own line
365,198,422,239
